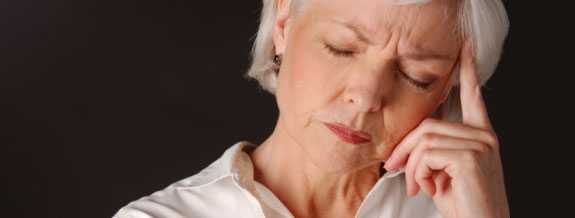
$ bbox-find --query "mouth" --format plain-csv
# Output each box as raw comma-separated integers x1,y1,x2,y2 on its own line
323,122,372,145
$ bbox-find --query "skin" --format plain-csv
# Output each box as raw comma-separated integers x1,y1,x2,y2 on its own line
250,0,509,217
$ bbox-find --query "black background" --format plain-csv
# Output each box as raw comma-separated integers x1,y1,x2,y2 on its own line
1,0,571,217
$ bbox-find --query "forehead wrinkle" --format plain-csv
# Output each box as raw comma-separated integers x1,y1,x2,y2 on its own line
360,1,439,46
310,0,460,53
394,1,461,56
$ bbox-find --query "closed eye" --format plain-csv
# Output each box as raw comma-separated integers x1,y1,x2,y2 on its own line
323,41,435,91
399,71,435,90
324,43,355,57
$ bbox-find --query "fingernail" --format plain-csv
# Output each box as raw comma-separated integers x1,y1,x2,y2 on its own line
384,159,395,170
383,164,391,171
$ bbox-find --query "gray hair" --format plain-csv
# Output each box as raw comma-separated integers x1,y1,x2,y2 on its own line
244,0,509,122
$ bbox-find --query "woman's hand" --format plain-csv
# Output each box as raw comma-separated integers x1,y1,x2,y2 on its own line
383,41,509,218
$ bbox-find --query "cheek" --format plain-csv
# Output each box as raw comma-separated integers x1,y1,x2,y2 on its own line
279,41,332,124
381,88,445,148
391,99,433,131
397,93,440,118
392,76,448,121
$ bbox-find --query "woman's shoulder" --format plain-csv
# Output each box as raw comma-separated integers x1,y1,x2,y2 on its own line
112,141,261,218
112,177,246,218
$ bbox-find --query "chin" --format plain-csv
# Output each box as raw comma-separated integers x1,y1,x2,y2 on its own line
305,137,383,174
294,121,392,174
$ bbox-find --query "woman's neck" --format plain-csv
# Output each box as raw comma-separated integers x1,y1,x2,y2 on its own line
250,121,382,218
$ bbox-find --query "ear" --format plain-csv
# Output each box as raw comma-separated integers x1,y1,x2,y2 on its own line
272,0,293,55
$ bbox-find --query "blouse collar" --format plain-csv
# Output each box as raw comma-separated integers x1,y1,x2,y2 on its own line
183,141,405,189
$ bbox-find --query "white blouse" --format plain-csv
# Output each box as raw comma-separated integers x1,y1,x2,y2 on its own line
113,141,442,218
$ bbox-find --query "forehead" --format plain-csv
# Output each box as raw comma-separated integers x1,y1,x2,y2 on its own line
304,0,461,54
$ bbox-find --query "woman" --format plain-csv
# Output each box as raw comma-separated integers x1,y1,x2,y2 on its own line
114,0,510,217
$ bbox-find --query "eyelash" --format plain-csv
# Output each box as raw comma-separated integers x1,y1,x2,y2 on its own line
324,43,433,91
400,72,433,90
324,44,355,57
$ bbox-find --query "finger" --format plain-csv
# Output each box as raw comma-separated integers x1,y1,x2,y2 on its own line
405,146,420,196
413,149,467,196
385,119,496,170
404,134,489,196
406,171,421,197
434,171,450,195
459,39,492,130
414,163,436,197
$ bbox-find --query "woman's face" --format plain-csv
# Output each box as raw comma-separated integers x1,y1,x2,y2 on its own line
274,0,462,173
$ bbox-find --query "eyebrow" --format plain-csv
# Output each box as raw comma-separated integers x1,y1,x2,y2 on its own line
330,19,455,61
331,19,374,44
400,48,456,61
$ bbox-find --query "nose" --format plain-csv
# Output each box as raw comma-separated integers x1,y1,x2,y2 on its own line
344,88,383,113
342,69,388,113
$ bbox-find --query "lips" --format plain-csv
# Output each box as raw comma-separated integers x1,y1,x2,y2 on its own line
324,122,372,145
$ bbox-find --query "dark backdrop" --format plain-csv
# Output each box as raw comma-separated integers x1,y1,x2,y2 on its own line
1,0,570,217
